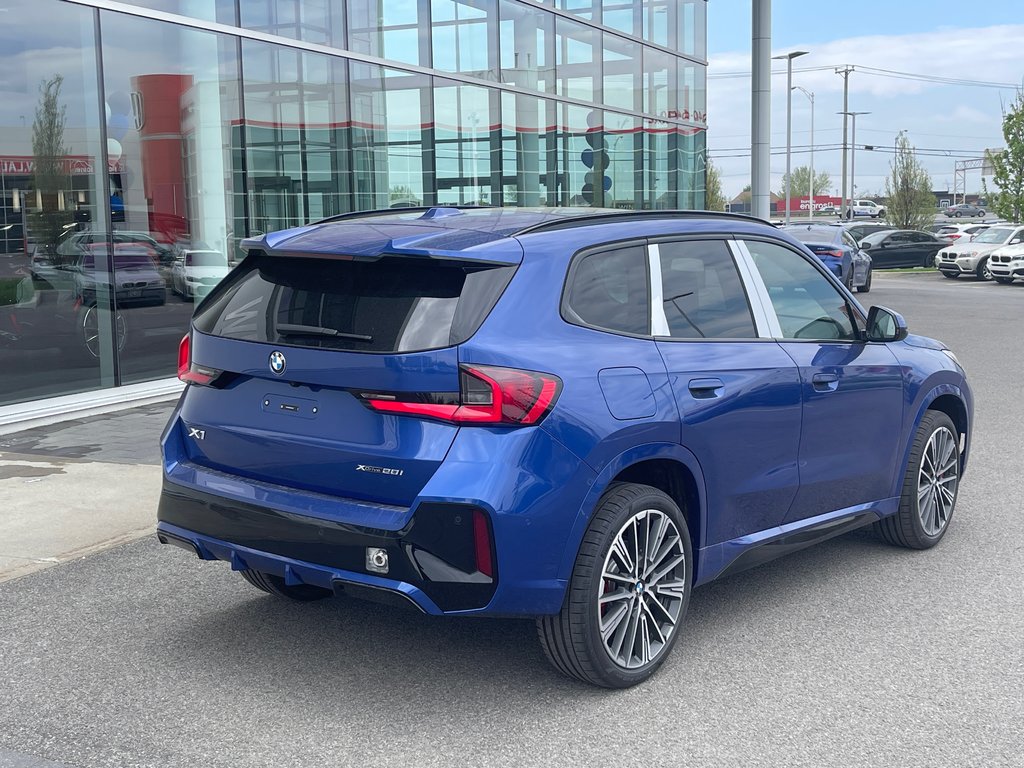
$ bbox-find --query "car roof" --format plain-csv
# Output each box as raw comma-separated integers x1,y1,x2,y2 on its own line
240,207,779,264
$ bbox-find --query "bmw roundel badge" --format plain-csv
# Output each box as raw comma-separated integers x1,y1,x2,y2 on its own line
269,350,287,375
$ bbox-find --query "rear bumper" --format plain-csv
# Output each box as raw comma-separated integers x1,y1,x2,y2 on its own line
158,479,496,614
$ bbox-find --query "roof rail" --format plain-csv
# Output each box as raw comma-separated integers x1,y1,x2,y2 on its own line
312,205,492,225
510,209,773,236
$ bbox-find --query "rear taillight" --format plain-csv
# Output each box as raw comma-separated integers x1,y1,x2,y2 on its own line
361,364,562,426
817,249,843,259
177,334,220,386
947,234,962,241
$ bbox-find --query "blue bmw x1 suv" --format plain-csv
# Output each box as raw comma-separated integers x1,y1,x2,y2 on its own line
159,207,973,688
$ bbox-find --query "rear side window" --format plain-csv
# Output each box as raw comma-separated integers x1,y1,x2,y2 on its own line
564,245,649,336
658,240,756,339
193,253,514,353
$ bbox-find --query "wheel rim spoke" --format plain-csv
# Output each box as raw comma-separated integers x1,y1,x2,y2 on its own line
597,509,687,670
916,426,958,536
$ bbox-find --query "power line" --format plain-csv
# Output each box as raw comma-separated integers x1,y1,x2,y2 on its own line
707,63,1022,90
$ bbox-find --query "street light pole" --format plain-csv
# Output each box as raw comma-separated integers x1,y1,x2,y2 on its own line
774,51,809,225
839,110,870,216
794,86,814,219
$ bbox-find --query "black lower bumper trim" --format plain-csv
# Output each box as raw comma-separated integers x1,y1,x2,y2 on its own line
158,480,496,612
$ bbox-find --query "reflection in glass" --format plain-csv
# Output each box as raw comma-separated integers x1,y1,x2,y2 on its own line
116,0,237,24
500,92,554,206
348,0,425,67
555,17,599,103
432,0,498,79
242,41,350,235
499,1,554,93
240,0,345,47
434,81,497,206
0,0,114,406
100,11,240,384
603,34,639,112
350,63,433,210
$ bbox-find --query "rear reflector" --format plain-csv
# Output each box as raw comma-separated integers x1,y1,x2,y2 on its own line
472,508,494,578
362,364,561,426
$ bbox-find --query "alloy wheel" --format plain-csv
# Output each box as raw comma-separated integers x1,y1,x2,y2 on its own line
598,509,687,670
917,426,958,536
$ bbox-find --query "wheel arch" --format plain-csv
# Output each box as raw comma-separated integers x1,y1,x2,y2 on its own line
902,384,971,487
555,444,707,584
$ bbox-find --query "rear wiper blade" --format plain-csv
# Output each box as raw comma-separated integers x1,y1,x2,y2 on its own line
276,323,373,342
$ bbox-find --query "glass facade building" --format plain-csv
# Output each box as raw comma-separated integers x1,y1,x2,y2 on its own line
0,0,707,408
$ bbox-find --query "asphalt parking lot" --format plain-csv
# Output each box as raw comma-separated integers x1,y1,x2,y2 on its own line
1,272,1021,768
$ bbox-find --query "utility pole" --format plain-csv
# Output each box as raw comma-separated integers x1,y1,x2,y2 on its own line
794,87,814,219
836,66,853,218
751,1,771,220
839,110,870,210
775,51,809,225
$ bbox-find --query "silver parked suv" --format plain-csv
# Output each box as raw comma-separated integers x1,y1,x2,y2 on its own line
936,225,1024,280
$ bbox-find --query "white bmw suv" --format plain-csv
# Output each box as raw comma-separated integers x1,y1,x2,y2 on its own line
988,242,1024,283
936,224,1024,280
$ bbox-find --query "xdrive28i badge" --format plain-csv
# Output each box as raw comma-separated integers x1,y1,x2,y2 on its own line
268,350,286,375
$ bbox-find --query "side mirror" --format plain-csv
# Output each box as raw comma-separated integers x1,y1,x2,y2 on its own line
866,306,909,343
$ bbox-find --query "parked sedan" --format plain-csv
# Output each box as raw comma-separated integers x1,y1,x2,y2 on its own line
781,224,873,292
859,230,946,268
943,203,986,218
843,222,894,243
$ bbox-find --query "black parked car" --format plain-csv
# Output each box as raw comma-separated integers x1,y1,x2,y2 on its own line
843,222,894,243
859,230,945,269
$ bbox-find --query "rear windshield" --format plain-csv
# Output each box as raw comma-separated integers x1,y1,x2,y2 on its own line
193,253,515,353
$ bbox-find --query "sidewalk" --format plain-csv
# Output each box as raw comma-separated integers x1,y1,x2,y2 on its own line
0,402,173,583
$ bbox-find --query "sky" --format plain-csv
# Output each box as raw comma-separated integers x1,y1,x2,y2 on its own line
706,1,1024,199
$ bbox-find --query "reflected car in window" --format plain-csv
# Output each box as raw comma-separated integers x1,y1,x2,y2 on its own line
859,230,946,268
170,250,230,301
73,244,167,307
780,223,873,292
157,207,973,689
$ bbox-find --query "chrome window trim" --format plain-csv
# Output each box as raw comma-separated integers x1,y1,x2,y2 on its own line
647,243,671,337
731,239,783,338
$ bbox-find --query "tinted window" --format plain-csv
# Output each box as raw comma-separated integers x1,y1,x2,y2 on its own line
565,245,649,335
658,240,756,339
744,240,858,341
194,254,515,353
784,226,841,245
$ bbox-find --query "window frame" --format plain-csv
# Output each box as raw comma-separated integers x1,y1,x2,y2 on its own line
648,235,768,342
560,237,654,339
734,236,869,344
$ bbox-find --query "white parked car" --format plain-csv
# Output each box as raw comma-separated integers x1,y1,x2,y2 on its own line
988,242,1024,283
936,223,990,244
170,250,230,300
936,225,1024,280
849,199,886,218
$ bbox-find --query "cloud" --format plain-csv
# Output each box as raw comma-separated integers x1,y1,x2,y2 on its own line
707,24,1024,196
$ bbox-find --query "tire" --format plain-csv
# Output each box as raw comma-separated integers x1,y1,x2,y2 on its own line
977,211,985,217
941,271,959,279
537,483,692,689
240,569,333,601
856,269,872,293
994,277,1013,284
976,258,992,281
954,211,962,218
875,411,960,549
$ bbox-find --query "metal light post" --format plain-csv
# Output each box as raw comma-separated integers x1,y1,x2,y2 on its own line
793,86,814,219
839,110,870,215
774,51,809,224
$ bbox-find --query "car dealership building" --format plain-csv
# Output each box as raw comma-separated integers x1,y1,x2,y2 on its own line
0,0,707,418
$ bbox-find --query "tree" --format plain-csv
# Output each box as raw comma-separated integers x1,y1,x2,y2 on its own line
777,166,832,198
884,133,935,230
704,159,727,211
987,90,1024,223
29,75,73,263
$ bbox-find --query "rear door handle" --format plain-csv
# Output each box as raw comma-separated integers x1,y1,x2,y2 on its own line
688,377,724,398
812,372,839,392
